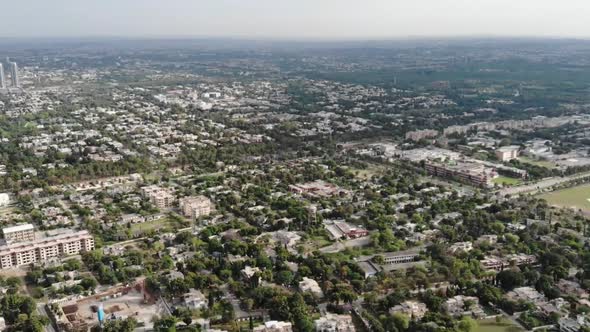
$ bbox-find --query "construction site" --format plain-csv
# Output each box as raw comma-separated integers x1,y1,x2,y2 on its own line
48,278,169,331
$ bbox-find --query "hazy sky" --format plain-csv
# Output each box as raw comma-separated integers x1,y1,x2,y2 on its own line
3,0,590,39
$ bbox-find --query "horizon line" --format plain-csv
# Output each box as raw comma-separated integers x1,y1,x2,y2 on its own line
0,34,590,43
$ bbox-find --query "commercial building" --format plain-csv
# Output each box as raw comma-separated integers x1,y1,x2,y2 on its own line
2,223,35,243
357,248,424,278
0,230,94,269
324,220,369,240
179,195,213,219
425,161,495,187
495,146,520,162
378,249,421,265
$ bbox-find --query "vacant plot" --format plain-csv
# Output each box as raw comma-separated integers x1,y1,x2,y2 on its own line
475,319,522,332
539,184,590,213
130,218,180,235
518,156,557,169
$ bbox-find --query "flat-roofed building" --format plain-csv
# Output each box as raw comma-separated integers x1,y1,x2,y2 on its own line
495,146,520,162
389,300,428,320
179,195,213,219
253,321,293,332
2,224,35,243
142,185,176,209
299,277,324,298
314,313,356,332
0,230,94,269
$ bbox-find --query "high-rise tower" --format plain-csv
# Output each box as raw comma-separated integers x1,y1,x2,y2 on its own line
0,63,5,89
9,62,19,88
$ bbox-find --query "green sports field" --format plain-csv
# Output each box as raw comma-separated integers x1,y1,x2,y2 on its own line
492,176,523,186
539,184,590,213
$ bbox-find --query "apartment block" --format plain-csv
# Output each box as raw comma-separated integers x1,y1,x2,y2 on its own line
0,231,94,269
142,185,176,209
2,224,35,243
179,195,213,219
495,146,520,162
405,129,439,141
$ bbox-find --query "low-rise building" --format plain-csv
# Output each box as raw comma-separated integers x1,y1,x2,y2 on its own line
559,315,590,332
556,279,588,299
253,321,293,332
480,254,537,271
324,220,368,240
183,288,208,310
314,313,356,332
443,295,484,318
389,301,428,320
299,277,324,298
448,242,473,254
0,193,9,207
505,287,545,303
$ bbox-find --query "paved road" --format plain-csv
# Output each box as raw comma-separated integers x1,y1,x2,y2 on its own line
496,171,590,196
319,236,372,254
496,307,527,332
36,303,56,332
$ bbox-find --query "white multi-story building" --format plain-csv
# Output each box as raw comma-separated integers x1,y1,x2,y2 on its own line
253,321,293,332
2,224,35,243
0,231,94,269
495,146,520,162
9,62,19,88
0,63,5,90
179,195,213,219
0,193,9,207
142,185,176,209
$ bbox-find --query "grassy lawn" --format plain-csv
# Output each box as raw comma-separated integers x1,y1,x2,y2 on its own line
475,318,523,332
539,183,590,213
492,176,523,186
310,235,332,247
518,156,557,169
